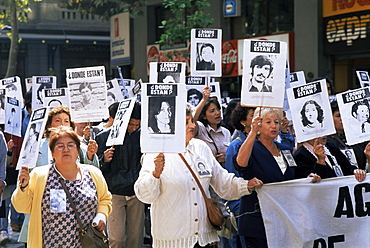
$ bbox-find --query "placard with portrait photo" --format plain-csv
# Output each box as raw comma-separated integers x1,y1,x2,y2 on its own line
4,96,22,137
141,83,186,153
287,79,335,143
340,148,358,168
106,97,136,146
356,71,370,88
190,29,222,77
149,62,186,84
336,87,370,146
241,39,287,108
32,76,57,110
66,66,109,122
1,76,23,104
17,107,48,169
43,88,70,109
186,76,206,107
106,78,124,106
0,89,5,124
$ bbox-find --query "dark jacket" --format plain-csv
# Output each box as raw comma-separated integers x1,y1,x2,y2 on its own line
293,141,357,179
234,140,296,239
96,128,142,196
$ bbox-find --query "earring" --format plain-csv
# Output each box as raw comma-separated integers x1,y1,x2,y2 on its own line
243,124,247,127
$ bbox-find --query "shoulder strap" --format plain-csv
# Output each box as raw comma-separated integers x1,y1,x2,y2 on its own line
206,130,219,153
58,177,84,228
178,153,208,200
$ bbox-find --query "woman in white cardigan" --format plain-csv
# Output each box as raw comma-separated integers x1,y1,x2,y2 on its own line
134,103,260,248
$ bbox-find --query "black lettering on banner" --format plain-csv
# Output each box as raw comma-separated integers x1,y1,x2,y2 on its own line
158,63,182,73
354,183,370,217
119,100,131,110
1,77,16,85
0,89,5,95
107,81,114,90
250,40,280,53
313,235,345,248
32,108,46,121
147,84,178,97
186,76,206,85
44,88,65,97
195,29,218,39
342,88,370,104
36,76,52,84
7,97,19,106
293,82,322,99
334,186,354,218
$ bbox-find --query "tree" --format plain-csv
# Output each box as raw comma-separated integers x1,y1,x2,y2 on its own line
1,0,30,78
158,0,214,48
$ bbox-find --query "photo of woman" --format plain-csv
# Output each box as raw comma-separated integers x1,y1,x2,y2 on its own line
196,43,216,71
300,100,324,131
148,97,175,134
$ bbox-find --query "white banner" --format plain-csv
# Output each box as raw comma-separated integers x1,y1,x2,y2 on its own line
257,175,370,248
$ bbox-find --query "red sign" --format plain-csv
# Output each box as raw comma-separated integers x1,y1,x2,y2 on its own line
222,40,238,77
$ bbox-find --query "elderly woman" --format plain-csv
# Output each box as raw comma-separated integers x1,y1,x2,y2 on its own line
235,108,320,248
294,136,367,182
134,103,259,248
12,126,112,247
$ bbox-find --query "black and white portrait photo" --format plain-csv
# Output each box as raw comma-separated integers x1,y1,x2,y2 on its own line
187,88,203,107
300,100,324,131
148,97,175,134
248,55,274,92
351,99,370,134
197,162,210,176
157,72,180,84
196,43,216,71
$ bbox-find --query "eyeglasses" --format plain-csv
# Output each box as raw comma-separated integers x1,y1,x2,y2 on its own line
55,143,77,151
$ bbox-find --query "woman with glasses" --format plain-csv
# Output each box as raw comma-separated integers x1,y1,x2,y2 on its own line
12,126,112,247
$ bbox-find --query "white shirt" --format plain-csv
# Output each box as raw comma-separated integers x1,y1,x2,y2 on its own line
134,138,250,248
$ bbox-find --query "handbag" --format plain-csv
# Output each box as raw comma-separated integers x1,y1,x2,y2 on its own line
58,177,109,248
220,202,238,239
179,153,226,230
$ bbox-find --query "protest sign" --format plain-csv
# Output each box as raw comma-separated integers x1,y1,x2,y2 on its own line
149,62,186,84
17,107,48,169
0,89,5,124
290,71,306,88
356,71,370,88
4,96,22,137
257,175,370,248
32,76,57,110
43,88,70,109
340,148,359,168
186,76,206,107
241,39,287,108
106,97,136,146
1,76,23,104
190,29,222,77
141,83,186,153
287,79,335,143
337,87,370,146
66,65,109,122
106,78,124,106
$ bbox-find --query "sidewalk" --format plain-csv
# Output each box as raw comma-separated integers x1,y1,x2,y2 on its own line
0,228,24,248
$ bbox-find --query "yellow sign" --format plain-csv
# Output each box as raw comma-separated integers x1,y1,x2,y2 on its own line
323,0,370,17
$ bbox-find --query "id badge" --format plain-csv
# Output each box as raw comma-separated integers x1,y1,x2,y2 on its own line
196,161,212,178
281,150,297,167
50,189,66,213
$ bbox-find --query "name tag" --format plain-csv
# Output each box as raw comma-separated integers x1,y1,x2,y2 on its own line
50,189,66,213
281,150,297,167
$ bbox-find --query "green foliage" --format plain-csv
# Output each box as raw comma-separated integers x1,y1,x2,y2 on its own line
59,0,146,21
0,0,31,29
158,0,214,47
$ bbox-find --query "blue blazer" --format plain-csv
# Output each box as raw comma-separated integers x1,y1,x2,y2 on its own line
234,139,296,239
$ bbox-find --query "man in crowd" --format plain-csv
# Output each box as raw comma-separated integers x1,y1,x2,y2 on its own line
96,101,144,248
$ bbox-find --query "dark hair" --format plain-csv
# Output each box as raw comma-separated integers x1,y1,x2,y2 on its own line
157,72,179,84
231,104,256,131
330,100,339,113
48,126,81,153
0,95,4,110
148,98,174,133
107,91,116,100
187,88,202,102
250,55,273,77
300,100,324,127
108,102,120,119
24,89,32,110
200,43,214,54
312,77,335,95
198,98,222,128
6,84,17,91
351,99,370,118
79,82,92,92
130,101,141,120
44,106,75,138
47,99,63,107
11,108,15,113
